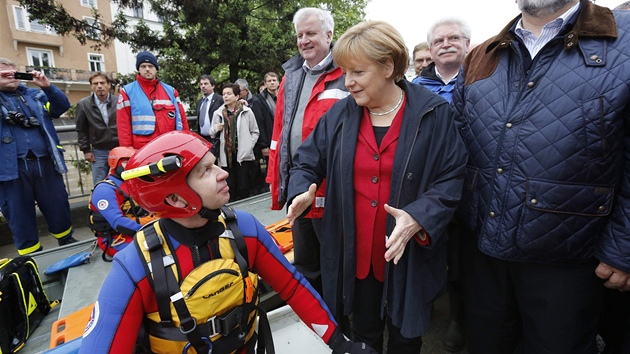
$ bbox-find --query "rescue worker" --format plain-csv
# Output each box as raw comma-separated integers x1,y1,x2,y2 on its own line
0,57,76,254
116,51,189,149
88,146,156,260
79,130,376,354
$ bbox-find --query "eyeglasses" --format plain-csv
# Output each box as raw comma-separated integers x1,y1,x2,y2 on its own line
431,35,466,48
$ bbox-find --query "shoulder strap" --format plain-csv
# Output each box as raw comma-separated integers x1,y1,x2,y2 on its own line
220,207,276,354
220,206,248,264
220,206,262,346
142,221,211,354
93,178,116,190
256,305,275,354
113,183,144,224
220,206,253,302
140,222,173,325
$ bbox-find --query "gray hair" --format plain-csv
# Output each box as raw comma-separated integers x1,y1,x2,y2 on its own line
293,7,334,35
615,1,630,10
0,57,16,68
235,78,249,91
427,17,472,45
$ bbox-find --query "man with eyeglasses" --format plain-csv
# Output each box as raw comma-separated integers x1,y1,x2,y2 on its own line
412,18,470,104
412,17,471,353
117,51,189,149
410,42,432,82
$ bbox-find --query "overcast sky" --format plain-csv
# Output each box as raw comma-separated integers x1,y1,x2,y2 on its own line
364,0,623,52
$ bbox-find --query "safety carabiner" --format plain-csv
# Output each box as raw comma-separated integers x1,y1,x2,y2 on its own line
182,336,212,354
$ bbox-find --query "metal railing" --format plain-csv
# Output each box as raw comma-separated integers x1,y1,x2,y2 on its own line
24,66,118,83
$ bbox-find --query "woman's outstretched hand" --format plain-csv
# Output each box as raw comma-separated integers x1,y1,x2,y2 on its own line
287,183,317,226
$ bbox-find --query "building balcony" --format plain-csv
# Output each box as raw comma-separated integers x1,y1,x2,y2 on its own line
21,66,115,83
10,29,65,52
15,65,118,96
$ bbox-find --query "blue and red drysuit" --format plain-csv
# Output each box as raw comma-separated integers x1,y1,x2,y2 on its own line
79,210,339,353
90,175,143,235
89,174,145,256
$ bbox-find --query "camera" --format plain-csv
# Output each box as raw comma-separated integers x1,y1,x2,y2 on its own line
13,72,34,81
3,111,40,128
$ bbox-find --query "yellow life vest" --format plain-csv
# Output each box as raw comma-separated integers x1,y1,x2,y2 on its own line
134,207,261,354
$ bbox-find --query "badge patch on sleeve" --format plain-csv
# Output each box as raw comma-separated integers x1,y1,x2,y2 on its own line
97,199,109,210
83,301,100,337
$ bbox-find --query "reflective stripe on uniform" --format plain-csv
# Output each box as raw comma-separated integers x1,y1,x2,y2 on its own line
51,226,73,239
18,242,42,255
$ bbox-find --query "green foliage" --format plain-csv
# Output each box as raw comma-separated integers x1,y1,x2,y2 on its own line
157,43,202,106
64,104,76,119
18,0,368,105
69,156,92,189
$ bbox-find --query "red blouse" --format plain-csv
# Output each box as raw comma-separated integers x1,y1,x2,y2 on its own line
353,97,406,282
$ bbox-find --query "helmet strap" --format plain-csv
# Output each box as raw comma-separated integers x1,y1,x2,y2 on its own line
198,207,221,221
112,165,125,179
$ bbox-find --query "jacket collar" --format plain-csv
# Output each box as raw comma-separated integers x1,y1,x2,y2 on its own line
283,42,338,74
344,80,447,125
136,73,159,91
485,0,616,54
463,0,616,85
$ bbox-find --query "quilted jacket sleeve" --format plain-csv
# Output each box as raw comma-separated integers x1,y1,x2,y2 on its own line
596,129,630,274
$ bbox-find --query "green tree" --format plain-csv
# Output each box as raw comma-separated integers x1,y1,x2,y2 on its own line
18,0,368,106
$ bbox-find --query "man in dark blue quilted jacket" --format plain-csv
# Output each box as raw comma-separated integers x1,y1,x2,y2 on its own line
452,0,630,353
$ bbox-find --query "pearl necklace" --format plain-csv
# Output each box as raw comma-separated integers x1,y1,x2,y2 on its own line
368,89,403,116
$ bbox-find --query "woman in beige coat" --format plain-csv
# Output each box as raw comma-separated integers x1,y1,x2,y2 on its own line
210,83,259,201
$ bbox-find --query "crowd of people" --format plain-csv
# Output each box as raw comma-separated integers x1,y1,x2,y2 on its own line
1,0,630,353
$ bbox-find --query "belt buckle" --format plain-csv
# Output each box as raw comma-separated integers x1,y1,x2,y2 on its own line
206,316,219,338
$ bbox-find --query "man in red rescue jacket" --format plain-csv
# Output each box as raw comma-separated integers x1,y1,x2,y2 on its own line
267,7,349,295
116,51,189,149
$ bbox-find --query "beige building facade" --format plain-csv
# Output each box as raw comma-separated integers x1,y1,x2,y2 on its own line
0,0,118,104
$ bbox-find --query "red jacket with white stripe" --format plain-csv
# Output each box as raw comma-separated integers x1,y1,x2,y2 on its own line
267,52,348,217
116,74,189,149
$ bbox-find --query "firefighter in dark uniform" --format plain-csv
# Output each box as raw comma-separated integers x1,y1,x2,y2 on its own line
0,57,76,255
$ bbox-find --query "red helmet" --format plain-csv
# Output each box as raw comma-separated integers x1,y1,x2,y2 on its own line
123,131,212,218
108,147,136,170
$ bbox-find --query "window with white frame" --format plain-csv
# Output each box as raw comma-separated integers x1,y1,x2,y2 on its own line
132,3,144,18
13,6,56,34
27,48,56,78
88,54,105,72
83,17,100,40
80,0,97,9
27,48,53,68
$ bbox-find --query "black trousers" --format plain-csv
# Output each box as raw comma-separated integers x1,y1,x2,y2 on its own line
225,158,257,201
464,242,605,354
598,288,630,353
351,271,422,354
292,217,322,295
446,221,465,322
